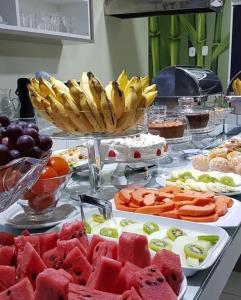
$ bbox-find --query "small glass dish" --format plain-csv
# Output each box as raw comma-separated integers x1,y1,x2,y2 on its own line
18,173,71,222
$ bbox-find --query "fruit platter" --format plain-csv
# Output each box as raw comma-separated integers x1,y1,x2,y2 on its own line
113,186,241,226
84,213,226,272
162,169,241,195
0,219,188,300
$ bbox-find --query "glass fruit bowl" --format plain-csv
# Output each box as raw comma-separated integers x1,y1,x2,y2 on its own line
0,153,50,212
19,173,71,221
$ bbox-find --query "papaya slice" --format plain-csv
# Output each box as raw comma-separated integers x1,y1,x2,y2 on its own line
215,199,228,217
119,188,135,204
177,203,216,217
143,193,156,206
173,194,197,202
159,186,181,194
193,197,214,206
114,193,136,212
135,202,174,214
182,190,215,198
214,196,234,208
174,201,194,209
128,200,141,208
157,192,174,201
162,198,173,203
179,213,219,223
158,210,179,219
130,188,158,206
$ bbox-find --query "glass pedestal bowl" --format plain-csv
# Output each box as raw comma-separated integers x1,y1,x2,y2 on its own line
19,173,71,222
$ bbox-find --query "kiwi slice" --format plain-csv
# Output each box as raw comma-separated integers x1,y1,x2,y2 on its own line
92,214,106,224
84,222,91,234
198,235,219,245
149,238,172,252
179,171,194,181
219,176,235,187
120,219,136,227
143,222,160,234
198,174,216,183
99,227,118,238
184,243,208,261
167,227,186,241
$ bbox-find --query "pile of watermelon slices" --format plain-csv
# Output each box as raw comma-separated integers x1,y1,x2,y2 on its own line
0,220,183,299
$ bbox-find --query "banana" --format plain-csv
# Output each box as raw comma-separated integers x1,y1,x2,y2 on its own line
30,78,40,94
67,80,83,108
100,90,116,132
80,72,106,130
236,79,241,95
116,111,136,132
39,77,55,98
143,90,158,107
105,81,125,120
144,84,156,94
117,69,128,92
124,76,138,98
125,86,139,111
232,80,239,95
141,76,149,89
49,76,70,94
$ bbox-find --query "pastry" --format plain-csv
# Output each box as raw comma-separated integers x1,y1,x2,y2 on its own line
185,112,209,129
192,155,209,171
148,119,184,139
209,157,231,173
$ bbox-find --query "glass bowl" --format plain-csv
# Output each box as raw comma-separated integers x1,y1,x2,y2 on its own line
0,153,50,212
19,173,71,221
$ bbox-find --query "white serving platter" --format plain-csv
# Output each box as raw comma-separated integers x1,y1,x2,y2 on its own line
111,196,241,227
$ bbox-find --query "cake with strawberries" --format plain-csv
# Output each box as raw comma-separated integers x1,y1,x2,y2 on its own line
100,133,167,161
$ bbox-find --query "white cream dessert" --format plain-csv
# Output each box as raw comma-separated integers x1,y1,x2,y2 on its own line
100,133,167,161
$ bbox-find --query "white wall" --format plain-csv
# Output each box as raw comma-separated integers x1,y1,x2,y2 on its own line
0,0,148,89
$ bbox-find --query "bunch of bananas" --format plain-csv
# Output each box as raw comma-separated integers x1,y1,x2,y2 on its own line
27,70,158,135
232,78,241,95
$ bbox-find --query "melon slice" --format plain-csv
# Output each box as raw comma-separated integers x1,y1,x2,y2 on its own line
68,284,119,300
35,268,73,300
152,249,183,295
118,232,151,268
86,256,122,293
0,266,15,292
0,278,34,300
64,247,92,285
0,246,15,266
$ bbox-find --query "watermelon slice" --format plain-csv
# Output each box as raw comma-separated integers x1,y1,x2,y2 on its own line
59,220,89,250
57,238,87,258
120,287,142,300
87,256,122,293
0,232,14,246
152,249,183,295
0,246,15,266
130,265,177,300
39,233,58,256
118,232,151,268
17,242,45,286
14,235,40,254
64,247,92,285
35,268,73,300
0,278,34,300
87,235,105,263
68,284,119,300
0,266,15,292
42,247,62,269
92,240,118,266
115,262,140,294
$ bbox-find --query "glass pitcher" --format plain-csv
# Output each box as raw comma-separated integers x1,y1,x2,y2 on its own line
0,89,21,119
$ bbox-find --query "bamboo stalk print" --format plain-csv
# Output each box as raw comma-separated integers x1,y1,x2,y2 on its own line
149,17,161,78
169,15,181,66
196,13,206,67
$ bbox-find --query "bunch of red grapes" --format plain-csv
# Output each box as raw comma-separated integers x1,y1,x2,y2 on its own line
0,115,53,166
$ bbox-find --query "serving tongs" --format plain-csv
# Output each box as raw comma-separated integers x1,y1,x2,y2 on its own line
79,194,112,222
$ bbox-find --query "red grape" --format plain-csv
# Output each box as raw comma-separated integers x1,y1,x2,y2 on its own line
0,145,10,165
0,128,6,137
1,137,16,150
10,149,21,160
6,124,23,141
0,133,2,143
28,146,42,159
17,121,28,128
16,135,34,154
23,128,39,143
0,115,10,127
38,135,53,151
27,123,39,132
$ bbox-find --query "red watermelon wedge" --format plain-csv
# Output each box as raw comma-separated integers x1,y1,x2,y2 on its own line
14,235,40,254
64,247,92,285
92,240,117,266
118,232,151,268
35,268,73,300
130,265,177,300
115,262,140,294
17,242,45,286
0,266,15,292
87,235,105,263
120,287,142,300
0,232,14,246
152,249,183,295
0,246,15,266
87,256,122,293
42,247,62,269
0,278,34,300
39,233,58,256
59,220,89,250
57,238,87,258
68,284,119,300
